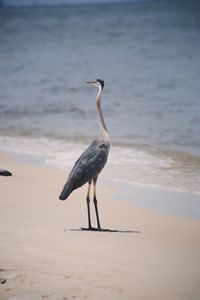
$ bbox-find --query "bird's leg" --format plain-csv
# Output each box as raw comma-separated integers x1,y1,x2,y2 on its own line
93,177,101,230
86,181,92,229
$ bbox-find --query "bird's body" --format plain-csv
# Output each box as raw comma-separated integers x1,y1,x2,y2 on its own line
59,139,110,200
59,78,110,230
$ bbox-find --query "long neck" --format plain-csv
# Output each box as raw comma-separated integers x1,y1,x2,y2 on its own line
96,87,109,141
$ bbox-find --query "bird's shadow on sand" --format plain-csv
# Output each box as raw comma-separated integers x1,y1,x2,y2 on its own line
67,227,141,234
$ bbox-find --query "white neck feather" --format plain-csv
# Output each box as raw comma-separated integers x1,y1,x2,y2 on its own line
96,86,109,142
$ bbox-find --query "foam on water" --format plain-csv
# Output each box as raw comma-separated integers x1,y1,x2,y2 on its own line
0,135,199,194
0,1,200,155
0,2,200,198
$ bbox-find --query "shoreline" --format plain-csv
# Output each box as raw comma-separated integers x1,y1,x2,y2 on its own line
1,149,200,220
0,150,200,299
0,134,200,195
105,179,200,220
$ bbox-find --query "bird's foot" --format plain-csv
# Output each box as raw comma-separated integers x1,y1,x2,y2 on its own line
81,227,102,231
81,227,120,232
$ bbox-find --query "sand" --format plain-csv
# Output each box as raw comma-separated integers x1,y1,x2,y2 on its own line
0,152,200,300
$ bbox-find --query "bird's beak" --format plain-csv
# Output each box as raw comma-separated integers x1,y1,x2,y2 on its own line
86,80,97,85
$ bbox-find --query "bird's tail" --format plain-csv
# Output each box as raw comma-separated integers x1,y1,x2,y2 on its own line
59,181,73,201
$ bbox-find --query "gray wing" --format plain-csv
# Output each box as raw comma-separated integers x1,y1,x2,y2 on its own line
59,140,110,200
69,139,110,188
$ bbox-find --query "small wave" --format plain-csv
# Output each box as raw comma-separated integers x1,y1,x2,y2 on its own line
0,135,200,194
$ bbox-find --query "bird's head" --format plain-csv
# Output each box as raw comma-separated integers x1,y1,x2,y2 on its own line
86,78,104,90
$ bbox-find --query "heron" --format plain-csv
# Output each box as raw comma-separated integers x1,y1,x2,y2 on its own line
59,78,110,231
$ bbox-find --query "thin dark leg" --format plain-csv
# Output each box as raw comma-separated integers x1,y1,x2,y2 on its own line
86,181,92,229
93,177,101,230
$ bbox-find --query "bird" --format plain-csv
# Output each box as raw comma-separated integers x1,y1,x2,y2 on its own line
59,78,110,231
0,169,12,176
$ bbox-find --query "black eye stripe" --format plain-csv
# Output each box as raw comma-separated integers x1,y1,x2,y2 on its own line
96,79,104,89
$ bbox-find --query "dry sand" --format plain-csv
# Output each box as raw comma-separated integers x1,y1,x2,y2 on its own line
0,152,200,300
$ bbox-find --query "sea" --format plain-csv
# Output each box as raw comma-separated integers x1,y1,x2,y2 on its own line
0,0,200,196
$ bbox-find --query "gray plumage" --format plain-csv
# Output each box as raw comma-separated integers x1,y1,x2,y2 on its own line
59,139,110,200
59,78,110,230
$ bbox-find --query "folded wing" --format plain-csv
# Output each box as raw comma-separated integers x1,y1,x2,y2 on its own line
59,140,109,200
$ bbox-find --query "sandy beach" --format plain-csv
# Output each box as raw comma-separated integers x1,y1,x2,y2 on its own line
0,151,200,300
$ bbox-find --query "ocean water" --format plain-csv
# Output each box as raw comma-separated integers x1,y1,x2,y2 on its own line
0,0,200,193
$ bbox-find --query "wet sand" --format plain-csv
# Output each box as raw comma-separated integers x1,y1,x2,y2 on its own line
0,152,200,300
